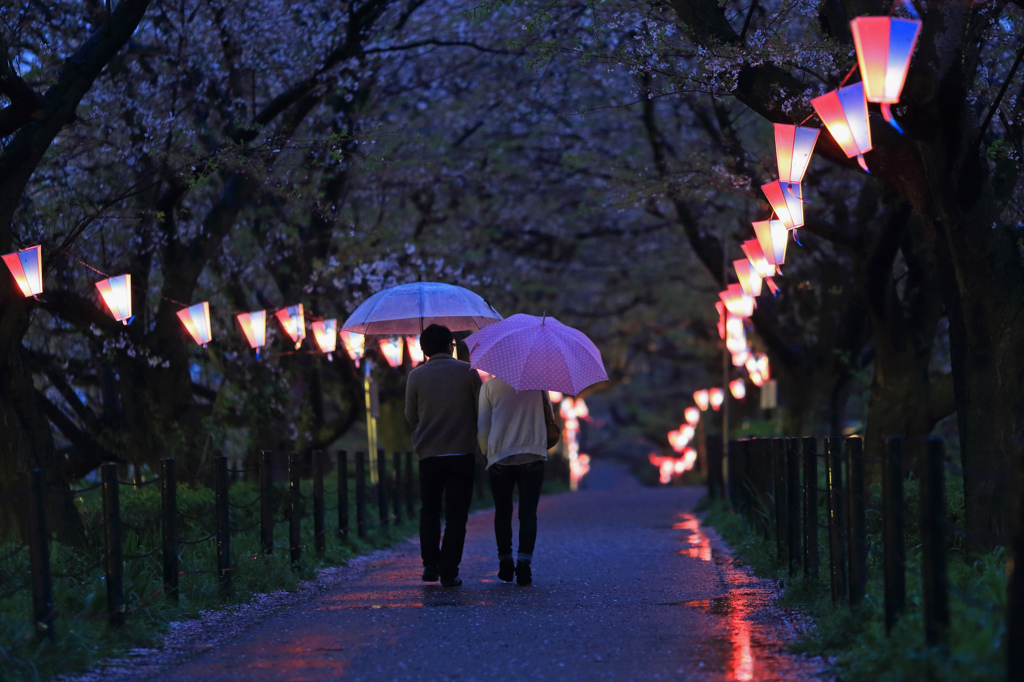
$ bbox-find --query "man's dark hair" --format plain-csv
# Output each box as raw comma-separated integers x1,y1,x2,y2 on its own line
420,324,454,357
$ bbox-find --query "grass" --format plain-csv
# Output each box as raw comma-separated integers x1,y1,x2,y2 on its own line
699,475,1008,682
0,464,569,681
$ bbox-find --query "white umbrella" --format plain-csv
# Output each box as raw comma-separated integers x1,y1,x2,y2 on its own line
340,282,502,334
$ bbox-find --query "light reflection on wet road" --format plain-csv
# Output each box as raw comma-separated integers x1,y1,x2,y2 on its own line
155,460,828,681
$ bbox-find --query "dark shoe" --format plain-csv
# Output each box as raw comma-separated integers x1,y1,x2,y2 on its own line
422,565,439,582
440,575,463,587
498,558,515,582
515,561,532,586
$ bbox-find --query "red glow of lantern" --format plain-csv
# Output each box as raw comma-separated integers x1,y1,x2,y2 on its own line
405,335,425,366
177,302,212,347
709,387,724,410
774,123,819,183
379,337,404,368
684,406,700,426
96,275,133,324
313,318,337,356
732,350,750,367
276,304,305,349
548,390,563,403
720,284,754,318
734,259,762,298
756,353,770,380
753,219,788,270
729,378,747,400
741,240,774,280
850,15,922,130
761,180,804,229
693,389,710,411
237,310,267,356
340,330,364,365
811,82,872,172
2,245,43,297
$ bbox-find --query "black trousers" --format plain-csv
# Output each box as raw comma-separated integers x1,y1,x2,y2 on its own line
418,454,475,579
489,460,545,558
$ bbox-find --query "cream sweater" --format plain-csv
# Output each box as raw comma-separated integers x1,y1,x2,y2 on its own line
477,376,549,469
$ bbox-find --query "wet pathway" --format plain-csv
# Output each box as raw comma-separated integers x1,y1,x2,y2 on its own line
150,460,828,681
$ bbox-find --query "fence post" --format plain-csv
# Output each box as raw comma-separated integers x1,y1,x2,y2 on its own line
826,437,848,604
921,437,950,649
756,439,772,539
707,434,723,500
102,462,124,626
393,451,403,525
773,438,788,562
786,437,801,577
313,450,325,555
803,436,819,581
161,458,179,605
356,451,367,539
26,469,54,639
405,451,416,520
1009,441,1024,680
883,436,906,634
377,448,389,530
727,439,738,509
740,439,754,518
846,436,867,605
338,450,349,541
214,456,231,595
260,450,274,555
288,452,302,564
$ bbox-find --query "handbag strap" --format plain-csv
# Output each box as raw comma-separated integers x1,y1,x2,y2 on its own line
541,391,555,425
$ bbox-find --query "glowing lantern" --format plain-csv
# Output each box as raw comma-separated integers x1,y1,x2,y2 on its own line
720,284,754,318
2,245,43,297
756,353,770,380
95,275,133,324
680,424,695,442
684,406,700,426
379,337,404,368
732,349,751,367
549,391,564,403
668,429,687,453
850,14,922,131
405,336,425,366
811,82,872,172
313,318,337,358
734,259,762,297
177,302,212,347
729,378,747,400
237,310,267,357
761,180,804,229
741,240,773,279
709,387,725,410
574,397,590,419
716,301,727,339
681,448,697,471
753,219,788,270
774,123,819,183
693,389,710,411
340,330,365,365
276,304,305,349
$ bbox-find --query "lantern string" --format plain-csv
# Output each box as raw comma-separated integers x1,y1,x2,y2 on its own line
838,62,858,87
60,248,191,308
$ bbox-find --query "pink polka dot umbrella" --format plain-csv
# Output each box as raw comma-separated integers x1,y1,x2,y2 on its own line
467,314,609,395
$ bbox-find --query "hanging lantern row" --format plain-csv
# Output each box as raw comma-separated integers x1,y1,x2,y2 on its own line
177,302,212,347
2,245,43,297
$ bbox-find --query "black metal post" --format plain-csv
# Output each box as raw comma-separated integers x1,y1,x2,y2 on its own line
846,436,867,605
377,448,389,531
1010,440,1024,680
786,437,801,577
356,451,367,539
338,450,349,541
27,469,54,639
727,439,739,509
214,456,231,595
289,452,302,564
803,436,818,580
161,458,179,605
393,451,403,525
921,437,950,648
313,450,326,555
756,439,772,539
102,462,124,626
826,437,848,604
883,436,906,634
405,451,416,519
773,438,788,562
260,450,274,555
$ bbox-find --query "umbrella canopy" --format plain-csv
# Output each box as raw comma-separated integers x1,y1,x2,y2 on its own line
468,314,608,395
340,282,502,335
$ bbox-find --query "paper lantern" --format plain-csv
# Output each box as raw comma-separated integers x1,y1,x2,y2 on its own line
720,284,754,318
2,245,43,297
733,259,762,297
774,124,819,183
753,219,788,269
729,378,747,400
732,349,750,367
756,353,770,380
850,15,922,131
177,302,212,347
716,301,727,339
668,429,688,453
275,304,305,349
340,330,365,365
549,390,563,403
709,387,724,410
237,310,267,357
379,337,404,368
684,406,700,426
405,336,425,366
680,424,695,442
574,397,590,419
95,275,133,324
693,389,710,411
312,318,337,357
761,180,804,229
811,82,872,172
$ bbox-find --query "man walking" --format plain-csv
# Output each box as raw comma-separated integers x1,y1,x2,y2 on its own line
404,324,482,587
